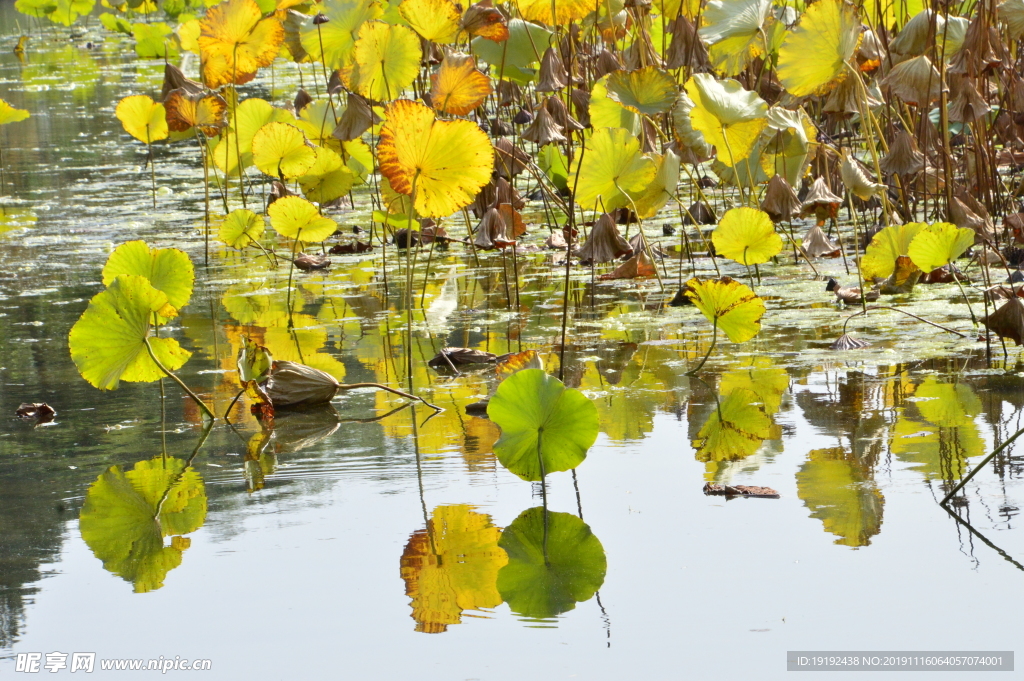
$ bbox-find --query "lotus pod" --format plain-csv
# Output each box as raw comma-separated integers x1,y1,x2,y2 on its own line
948,80,990,122
520,106,566,146
545,95,585,132
761,174,801,222
593,48,622,79
511,107,533,125
840,153,885,201
332,94,381,141
880,130,925,176
263,360,341,408
576,213,631,264
537,47,568,92
881,55,945,106
830,334,870,350
492,138,530,178
802,224,841,258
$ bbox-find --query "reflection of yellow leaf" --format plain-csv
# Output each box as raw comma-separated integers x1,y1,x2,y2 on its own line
399,505,508,633
797,447,883,547
719,357,788,414
891,378,984,481
693,388,772,461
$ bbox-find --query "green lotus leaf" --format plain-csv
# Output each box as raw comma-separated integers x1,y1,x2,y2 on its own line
487,369,599,481
80,456,206,593
69,274,191,390
496,508,607,619
589,75,642,135
571,127,657,213
100,12,133,34
102,239,195,311
472,18,552,81
299,0,383,70
133,22,179,59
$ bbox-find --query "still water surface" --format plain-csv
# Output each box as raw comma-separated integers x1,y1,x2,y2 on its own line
0,9,1022,680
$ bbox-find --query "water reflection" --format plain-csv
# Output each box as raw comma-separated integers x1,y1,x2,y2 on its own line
893,377,983,484
79,455,207,592
797,447,884,547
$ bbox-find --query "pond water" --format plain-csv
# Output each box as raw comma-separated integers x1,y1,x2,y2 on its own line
0,8,1022,681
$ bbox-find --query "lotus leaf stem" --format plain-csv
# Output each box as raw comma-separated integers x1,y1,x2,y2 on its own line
144,336,215,421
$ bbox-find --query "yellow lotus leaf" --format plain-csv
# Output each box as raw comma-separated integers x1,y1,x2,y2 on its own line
219,208,265,248
589,75,641,135
605,66,677,115
399,0,460,43
430,53,492,115
116,94,169,143
777,0,861,97
251,122,315,178
299,0,382,70
699,0,772,76
212,98,293,173
517,0,592,25
797,447,884,547
177,18,201,52
683,276,766,343
345,21,421,101
298,146,355,203
377,99,494,217
267,195,338,241
685,73,767,167
907,222,974,273
571,127,657,213
198,0,284,88
629,149,680,219
712,207,782,266
460,1,509,41
164,90,228,137
0,98,30,126
295,100,340,149
860,222,927,280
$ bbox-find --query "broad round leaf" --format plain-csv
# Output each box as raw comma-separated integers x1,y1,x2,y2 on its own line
516,0,592,26
0,99,29,126
777,0,861,97
699,0,772,75
212,98,293,174
684,73,768,166
487,369,599,481
164,90,228,137
298,147,356,204
80,457,206,593
907,222,974,273
116,94,169,144
572,127,657,213
251,122,316,178
346,21,422,101
377,99,493,217
299,0,383,70
102,240,195,311
683,276,766,344
712,207,782,265
69,275,191,390
219,208,265,248
860,222,927,280
399,0,460,43
133,21,178,59
496,508,607,619
430,53,492,116
267,195,338,242
198,0,284,88
606,66,678,115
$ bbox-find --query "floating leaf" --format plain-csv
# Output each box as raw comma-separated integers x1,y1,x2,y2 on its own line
777,0,860,97
399,0,460,43
69,275,191,390
164,90,228,137
487,368,599,481
496,508,606,619
712,207,782,266
251,122,316,179
102,240,195,311
80,456,206,593
115,95,169,144
198,0,283,88
605,66,678,115
907,222,974,274
346,21,422,101
377,99,493,218
267,195,338,242
0,99,30,126
218,208,265,248
430,53,492,116
685,73,768,166
399,504,508,633
682,276,766,343
571,127,657,213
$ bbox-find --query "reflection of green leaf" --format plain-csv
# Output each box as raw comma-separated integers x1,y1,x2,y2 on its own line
79,457,207,592
719,359,789,414
692,388,773,461
69,275,191,390
914,377,982,426
891,378,984,481
0,206,37,235
497,508,606,619
796,447,883,547
487,369,599,481
400,505,508,633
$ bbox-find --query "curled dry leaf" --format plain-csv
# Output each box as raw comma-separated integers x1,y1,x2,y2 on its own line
262,360,341,408
760,174,801,222
599,249,656,280
802,225,841,258
576,213,631,264
983,297,1024,345
293,253,331,270
703,483,779,498
332,94,381,142
880,129,924,176
16,402,56,422
328,241,373,254
520,106,565,146
427,347,498,369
